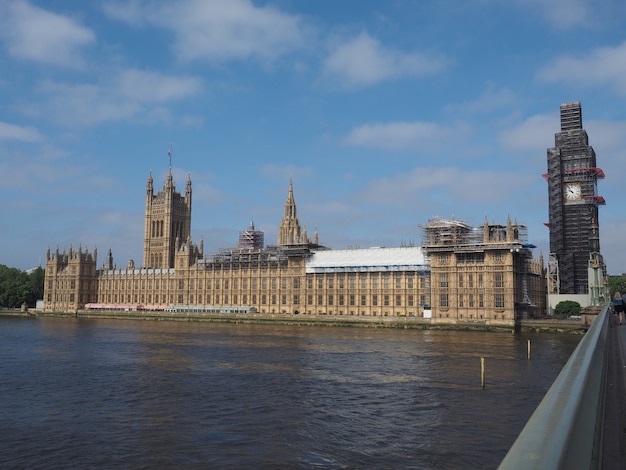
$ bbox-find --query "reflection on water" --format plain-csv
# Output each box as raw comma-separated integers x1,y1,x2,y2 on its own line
0,317,580,469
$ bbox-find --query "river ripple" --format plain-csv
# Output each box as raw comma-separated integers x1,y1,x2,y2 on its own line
0,317,580,469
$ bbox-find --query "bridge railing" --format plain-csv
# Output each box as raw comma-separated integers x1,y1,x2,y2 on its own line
498,305,610,470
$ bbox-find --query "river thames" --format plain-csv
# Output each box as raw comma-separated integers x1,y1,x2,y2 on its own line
0,316,581,469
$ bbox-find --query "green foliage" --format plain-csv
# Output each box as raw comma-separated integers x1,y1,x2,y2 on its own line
28,266,45,304
554,300,581,318
0,265,45,308
608,275,626,299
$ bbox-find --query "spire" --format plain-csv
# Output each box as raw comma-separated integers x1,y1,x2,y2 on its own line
147,170,153,188
483,216,489,243
284,176,296,218
165,169,174,190
278,177,302,245
106,248,114,270
164,145,175,190
506,214,513,242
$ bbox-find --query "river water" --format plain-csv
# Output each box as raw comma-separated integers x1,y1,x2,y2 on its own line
0,317,581,469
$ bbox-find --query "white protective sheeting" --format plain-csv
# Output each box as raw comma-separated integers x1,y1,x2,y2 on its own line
306,246,428,273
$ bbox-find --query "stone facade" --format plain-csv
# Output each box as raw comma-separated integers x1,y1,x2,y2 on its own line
143,169,192,269
422,217,546,323
43,168,546,323
44,245,98,312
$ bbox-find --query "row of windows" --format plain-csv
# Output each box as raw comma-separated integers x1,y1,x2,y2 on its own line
48,279,95,290
439,273,506,288
439,252,505,264
99,293,427,308
95,272,426,288
95,275,426,291
47,293,95,304
49,265,93,275
439,293,505,309
306,276,424,289
149,252,165,268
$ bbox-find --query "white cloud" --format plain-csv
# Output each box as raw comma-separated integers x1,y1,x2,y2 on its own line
452,85,518,115
359,167,536,207
322,32,448,89
0,121,43,142
586,120,626,156
118,69,203,102
515,0,590,28
35,69,203,126
104,0,306,63
500,113,558,152
0,1,95,67
101,0,146,26
537,41,626,95
38,81,141,126
0,145,105,191
343,121,452,151
259,163,314,182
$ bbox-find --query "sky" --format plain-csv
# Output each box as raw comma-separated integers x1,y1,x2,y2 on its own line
1,0,626,275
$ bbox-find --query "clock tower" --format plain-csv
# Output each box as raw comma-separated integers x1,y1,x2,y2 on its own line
546,102,605,294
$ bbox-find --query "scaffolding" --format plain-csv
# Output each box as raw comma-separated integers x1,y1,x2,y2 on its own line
547,252,560,294
420,217,478,247
420,216,528,249
560,101,583,131
545,102,605,295
197,247,290,271
237,221,264,250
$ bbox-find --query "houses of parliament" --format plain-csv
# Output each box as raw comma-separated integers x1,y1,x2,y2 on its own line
43,161,546,325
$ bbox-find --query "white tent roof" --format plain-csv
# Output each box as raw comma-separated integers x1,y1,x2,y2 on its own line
306,246,428,273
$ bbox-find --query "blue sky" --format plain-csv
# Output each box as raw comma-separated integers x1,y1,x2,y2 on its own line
1,0,626,274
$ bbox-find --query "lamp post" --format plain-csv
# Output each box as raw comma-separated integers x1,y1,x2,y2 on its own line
589,219,601,306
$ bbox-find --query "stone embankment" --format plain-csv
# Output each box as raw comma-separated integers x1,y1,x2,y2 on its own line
1,309,586,334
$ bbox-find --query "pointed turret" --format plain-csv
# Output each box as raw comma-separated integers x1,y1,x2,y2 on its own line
147,170,154,197
506,215,513,242
483,216,489,243
278,177,302,246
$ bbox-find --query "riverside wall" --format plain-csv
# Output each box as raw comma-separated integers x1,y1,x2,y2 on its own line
1,309,585,334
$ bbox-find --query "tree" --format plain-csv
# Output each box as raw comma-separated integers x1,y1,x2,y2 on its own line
27,266,45,305
554,300,581,318
0,264,45,308
608,274,626,299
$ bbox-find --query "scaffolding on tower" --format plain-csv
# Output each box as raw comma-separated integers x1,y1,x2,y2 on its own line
238,221,265,250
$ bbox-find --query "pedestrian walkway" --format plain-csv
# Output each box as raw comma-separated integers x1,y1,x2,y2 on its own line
603,316,626,468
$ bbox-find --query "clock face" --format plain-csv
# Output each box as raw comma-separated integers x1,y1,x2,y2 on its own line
564,183,582,201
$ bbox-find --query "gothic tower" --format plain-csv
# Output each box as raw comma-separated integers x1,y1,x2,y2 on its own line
143,166,192,269
44,245,97,312
546,102,605,294
278,177,303,246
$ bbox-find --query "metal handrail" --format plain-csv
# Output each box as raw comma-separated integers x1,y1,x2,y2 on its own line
499,305,610,469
